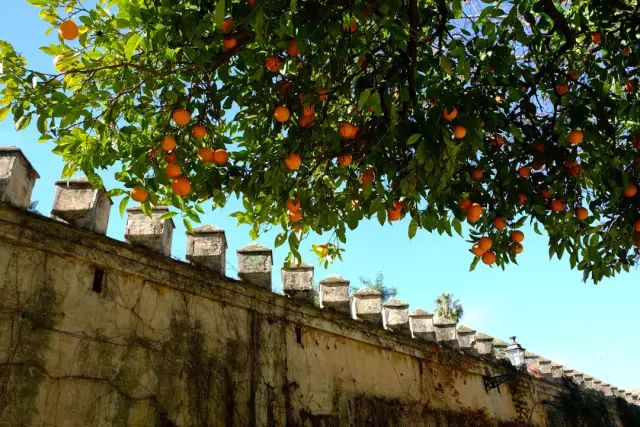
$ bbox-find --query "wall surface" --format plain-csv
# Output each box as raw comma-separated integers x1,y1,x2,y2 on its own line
0,203,637,427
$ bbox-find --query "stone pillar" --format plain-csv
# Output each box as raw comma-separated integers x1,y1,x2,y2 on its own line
492,338,508,359
51,178,112,234
318,275,350,313
456,325,476,350
610,386,619,397
186,225,227,274
572,372,585,385
538,359,552,376
0,146,40,209
583,376,594,389
624,391,633,403
237,243,273,290
601,383,612,397
474,333,494,355
562,369,574,378
382,298,409,333
351,287,382,324
281,262,314,303
592,379,602,393
408,309,435,341
551,364,564,379
524,352,539,368
433,317,458,348
125,207,174,256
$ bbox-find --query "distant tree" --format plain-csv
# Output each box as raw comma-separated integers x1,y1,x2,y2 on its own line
434,293,463,324
355,271,398,302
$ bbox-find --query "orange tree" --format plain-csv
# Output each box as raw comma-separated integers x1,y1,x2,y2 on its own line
1,0,639,282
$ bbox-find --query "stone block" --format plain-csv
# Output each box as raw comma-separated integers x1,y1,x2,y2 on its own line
571,372,585,385
51,178,112,234
538,359,552,375
318,275,350,314
525,352,539,368
474,333,494,355
0,146,39,209
433,317,458,348
125,207,174,256
456,325,476,349
382,298,409,333
582,375,594,389
351,287,382,324
186,225,227,274
281,262,314,303
408,309,435,341
551,364,564,379
492,338,508,359
237,243,272,290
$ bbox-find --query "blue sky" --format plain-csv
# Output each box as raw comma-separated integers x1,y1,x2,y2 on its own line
2,1,639,391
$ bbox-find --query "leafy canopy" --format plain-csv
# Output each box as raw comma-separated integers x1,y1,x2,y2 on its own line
1,0,639,283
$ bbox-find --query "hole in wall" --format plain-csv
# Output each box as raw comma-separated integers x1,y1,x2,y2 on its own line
295,325,302,345
92,267,104,294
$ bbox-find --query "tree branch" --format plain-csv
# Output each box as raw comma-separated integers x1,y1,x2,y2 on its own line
407,0,419,109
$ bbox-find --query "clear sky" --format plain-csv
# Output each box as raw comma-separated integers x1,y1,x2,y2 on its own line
2,1,639,391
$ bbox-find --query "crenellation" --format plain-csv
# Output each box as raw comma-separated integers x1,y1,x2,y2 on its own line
456,325,476,350
237,242,273,290
433,316,458,348
0,146,40,209
382,298,410,333
408,309,435,341
351,286,382,324
186,224,227,274
473,333,494,355
281,262,314,303
318,275,350,314
51,177,112,234
125,206,175,256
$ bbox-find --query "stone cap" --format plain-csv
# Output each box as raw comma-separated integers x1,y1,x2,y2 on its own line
551,363,563,369
126,206,175,227
319,275,349,285
593,379,602,384
353,286,381,296
55,177,104,190
433,316,457,326
493,338,508,348
0,146,40,178
282,261,313,271
237,242,272,254
524,351,538,359
188,224,224,234
409,308,433,317
383,298,408,308
475,332,494,342
538,358,551,365
583,375,593,381
457,325,476,334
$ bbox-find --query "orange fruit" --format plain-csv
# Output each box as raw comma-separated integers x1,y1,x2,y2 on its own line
466,203,483,223
625,81,636,92
550,199,565,213
493,217,507,230
489,134,505,148
248,0,256,6
197,147,215,163
471,244,485,257
286,198,301,212
534,143,545,153
265,56,281,73
58,20,79,41
343,20,357,33
166,163,181,178
591,32,601,44
361,168,375,185
575,207,588,221
164,152,177,164
191,125,208,139
223,37,237,51
172,177,191,197
130,186,148,203
387,200,403,222
517,193,528,204
510,242,523,254
568,130,583,145
518,166,531,178
482,251,496,265
622,47,631,57
555,84,569,96
338,154,352,167
221,18,235,34
511,230,524,243
287,38,299,57
289,209,303,223
351,199,360,208
478,236,492,251
298,115,314,128
339,123,359,139
274,106,290,123
459,199,472,211
567,70,579,81
540,189,552,200
623,184,637,198
470,168,483,181
634,219,640,232
442,107,457,121
453,125,467,139
302,103,315,118
213,149,229,166
318,88,329,101
161,135,177,151
172,109,191,126
284,153,302,171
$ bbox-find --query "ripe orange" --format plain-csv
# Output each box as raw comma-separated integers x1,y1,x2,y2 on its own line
478,236,492,251
470,168,483,181
518,166,530,178
287,38,299,57
248,0,256,7
453,125,467,139
534,143,545,153
166,163,181,178
466,203,483,223
591,32,601,44
302,103,315,118
575,207,588,221
197,147,214,163
567,70,579,81
164,152,177,163
161,135,177,151
568,130,584,145
284,153,302,171
482,251,496,265
489,135,505,148
223,37,237,51
550,199,565,213
459,199,472,211
289,209,303,223
493,217,507,230
442,107,457,121
625,81,636,92
555,84,569,96
298,115,313,128
511,230,524,243
361,168,375,185
338,154,352,167
540,189,552,199
634,219,640,232
387,200,403,222
623,184,637,198
213,149,229,166
191,125,208,139
343,21,357,33
318,88,329,101
58,20,79,41
130,186,148,203
221,18,235,34
172,109,191,126
471,244,485,257
622,47,631,57
265,56,281,73
274,106,290,123
286,198,301,212
510,242,523,254
172,177,191,196
517,193,528,205
339,123,359,139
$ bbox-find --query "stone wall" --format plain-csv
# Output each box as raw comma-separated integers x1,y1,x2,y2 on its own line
1,146,639,427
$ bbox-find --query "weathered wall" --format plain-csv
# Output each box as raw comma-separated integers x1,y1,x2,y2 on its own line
0,202,638,426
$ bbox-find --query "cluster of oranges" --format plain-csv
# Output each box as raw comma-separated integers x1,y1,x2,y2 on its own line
442,107,467,140
286,198,302,223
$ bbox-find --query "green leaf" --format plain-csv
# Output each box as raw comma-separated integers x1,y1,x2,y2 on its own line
124,33,141,60
159,211,177,221
408,218,418,239
0,106,9,122
407,133,421,145
215,0,226,30
119,196,130,216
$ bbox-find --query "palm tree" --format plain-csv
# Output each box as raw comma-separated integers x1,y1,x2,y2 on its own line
434,293,463,323
356,271,398,302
